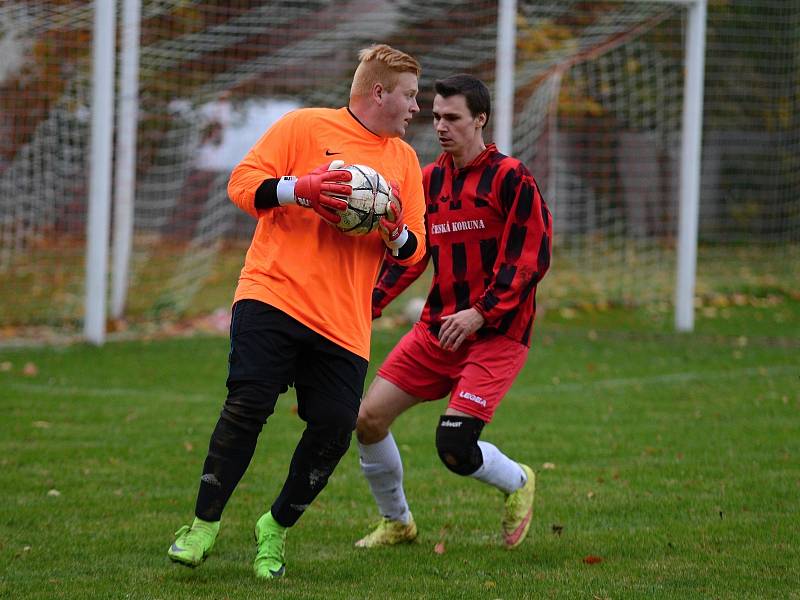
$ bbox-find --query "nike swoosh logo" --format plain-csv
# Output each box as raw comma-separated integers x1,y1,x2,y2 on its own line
503,508,532,546
170,543,185,552
325,150,342,156
270,565,286,577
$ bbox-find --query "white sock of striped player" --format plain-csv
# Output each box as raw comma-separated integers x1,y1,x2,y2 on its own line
470,441,527,494
358,432,411,524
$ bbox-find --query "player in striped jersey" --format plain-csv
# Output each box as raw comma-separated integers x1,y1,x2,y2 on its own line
355,74,552,550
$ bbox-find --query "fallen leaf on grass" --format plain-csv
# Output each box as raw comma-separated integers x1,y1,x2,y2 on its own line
23,362,38,377
583,555,603,564
434,526,448,554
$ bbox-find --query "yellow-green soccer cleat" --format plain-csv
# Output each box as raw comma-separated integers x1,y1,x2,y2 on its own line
502,464,536,549
355,513,418,548
168,517,220,567
254,512,287,579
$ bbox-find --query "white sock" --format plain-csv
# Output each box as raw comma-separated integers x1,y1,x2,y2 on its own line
470,441,527,495
358,432,411,523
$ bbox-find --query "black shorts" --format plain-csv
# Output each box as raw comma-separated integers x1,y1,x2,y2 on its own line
226,299,368,415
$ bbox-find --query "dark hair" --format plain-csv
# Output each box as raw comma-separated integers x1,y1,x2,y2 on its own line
434,74,491,122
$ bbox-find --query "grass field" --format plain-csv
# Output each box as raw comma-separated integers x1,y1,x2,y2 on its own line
1,298,798,599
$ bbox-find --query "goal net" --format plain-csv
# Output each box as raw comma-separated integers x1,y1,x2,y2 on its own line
1,1,797,336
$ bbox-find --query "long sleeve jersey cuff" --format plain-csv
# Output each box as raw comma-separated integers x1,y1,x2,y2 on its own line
254,178,281,210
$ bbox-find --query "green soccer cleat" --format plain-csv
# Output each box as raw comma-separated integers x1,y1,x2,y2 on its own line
355,513,418,548
502,464,536,549
168,517,220,567
253,512,287,579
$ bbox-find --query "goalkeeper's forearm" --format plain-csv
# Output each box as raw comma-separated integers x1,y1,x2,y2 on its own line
253,176,318,208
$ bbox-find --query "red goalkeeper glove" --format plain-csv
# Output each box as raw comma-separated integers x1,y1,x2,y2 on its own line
379,182,409,252
286,162,351,224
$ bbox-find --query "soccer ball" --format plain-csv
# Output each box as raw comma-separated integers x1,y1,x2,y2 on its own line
329,164,391,236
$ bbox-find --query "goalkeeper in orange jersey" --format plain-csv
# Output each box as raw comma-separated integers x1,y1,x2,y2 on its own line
167,44,426,580
355,74,552,550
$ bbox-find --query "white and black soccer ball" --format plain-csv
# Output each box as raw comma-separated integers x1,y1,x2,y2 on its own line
329,164,392,236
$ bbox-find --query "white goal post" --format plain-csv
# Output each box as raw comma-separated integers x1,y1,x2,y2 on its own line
84,0,116,345
674,0,707,332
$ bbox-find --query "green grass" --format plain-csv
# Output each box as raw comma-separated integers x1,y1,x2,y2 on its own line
1,301,798,599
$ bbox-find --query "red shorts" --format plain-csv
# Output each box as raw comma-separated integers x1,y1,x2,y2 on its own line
377,322,529,423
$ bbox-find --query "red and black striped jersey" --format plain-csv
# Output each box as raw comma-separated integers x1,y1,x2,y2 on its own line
373,144,552,346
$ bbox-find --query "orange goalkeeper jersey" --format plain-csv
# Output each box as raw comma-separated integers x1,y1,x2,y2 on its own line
227,107,426,360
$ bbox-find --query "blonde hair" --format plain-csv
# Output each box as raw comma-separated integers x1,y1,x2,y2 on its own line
350,44,421,98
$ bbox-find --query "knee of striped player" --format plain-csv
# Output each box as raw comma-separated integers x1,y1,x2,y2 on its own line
435,415,485,476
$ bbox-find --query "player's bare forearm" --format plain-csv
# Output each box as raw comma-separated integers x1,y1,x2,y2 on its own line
438,308,485,351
